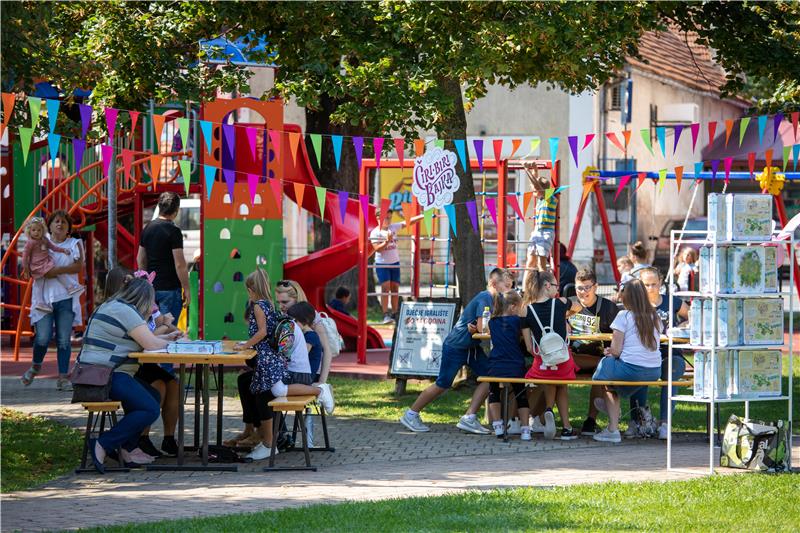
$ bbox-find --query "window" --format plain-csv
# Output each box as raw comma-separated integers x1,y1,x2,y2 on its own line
609,84,622,111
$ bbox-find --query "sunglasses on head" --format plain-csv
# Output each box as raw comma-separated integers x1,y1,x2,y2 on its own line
276,280,293,287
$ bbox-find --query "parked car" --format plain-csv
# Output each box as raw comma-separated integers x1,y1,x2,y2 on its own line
147,197,201,267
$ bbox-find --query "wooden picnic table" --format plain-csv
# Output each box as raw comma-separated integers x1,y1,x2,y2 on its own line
131,341,252,472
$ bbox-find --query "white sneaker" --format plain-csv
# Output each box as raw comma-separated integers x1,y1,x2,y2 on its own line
593,397,608,414
399,411,430,432
121,448,155,464
316,383,335,415
624,420,640,438
456,415,490,435
658,423,669,440
382,314,395,324
246,443,276,460
543,410,556,440
507,418,522,435
593,428,622,443
530,416,546,434
520,427,532,441
493,423,505,438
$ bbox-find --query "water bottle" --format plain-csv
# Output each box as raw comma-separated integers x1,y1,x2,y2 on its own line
482,306,491,334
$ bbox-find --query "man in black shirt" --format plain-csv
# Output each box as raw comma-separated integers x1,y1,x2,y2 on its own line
137,192,189,328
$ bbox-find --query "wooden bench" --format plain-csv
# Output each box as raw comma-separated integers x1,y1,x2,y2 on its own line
76,401,130,473
264,395,334,472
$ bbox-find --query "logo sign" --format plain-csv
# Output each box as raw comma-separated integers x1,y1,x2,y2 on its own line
412,147,460,209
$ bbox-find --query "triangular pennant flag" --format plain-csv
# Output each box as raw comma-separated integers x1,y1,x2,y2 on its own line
18,127,33,164
792,112,799,141
765,148,773,169
353,137,364,170
309,134,323,169
315,186,327,217
128,111,140,140
793,144,800,171
288,132,301,166
247,173,259,205
443,204,457,236
79,104,92,139
338,191,349,223
203,165,216,200
567,135,579,167
222,168,236,200
674,166,684,192
486,197,497,226
510,138,522,159
710,159,720,182
393,138,405,168
379,198,391,226
244,127,257,161
622,130,632,149
773,113,784,142
177,117,190,153
636,172,647,190
121,149,134,180
724,119,734,147
544,188,555,201
179,160,192,196
758,115,767,145
614,174,632,202
639,129,654,156
199,120,213,155
553,185,569,195
708,121,717,147
492,139,503,163
581,181,594,203
1,93,15,135
694,161,703,178
673,125,684,155
359,194,370,221
269,179,284,216
782,145,790,172
433,139,445,150
373,137,385,168
105,107,118,139
414,139,424,157
466,200,478,233
548,137,559,169
150,154,164,188
101,144,114,179
222,123,237,161
267,129,281,164
724,157,733,185
656,127,666,157
472,139,484,171
294,182,305,212
748,152,756,178
401,202,414,229
507,194,525,221
738,117,750,147
331,135,343,170
47,99,60,133
453,139,468,172
606,132,626,154
690,123,700,152
72,138,86,173
657,168,667,192
423,208,433,236
153,114,167,151
582,133,595,151
529,138,541,156
28,97,41,128
48,133,61,169
522,190,534,216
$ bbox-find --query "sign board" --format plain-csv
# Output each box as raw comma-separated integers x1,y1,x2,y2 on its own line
412,147,460,209
389,300,458,378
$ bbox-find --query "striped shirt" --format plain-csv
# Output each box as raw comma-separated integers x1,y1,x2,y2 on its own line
534,195,558,231
79,300,146,375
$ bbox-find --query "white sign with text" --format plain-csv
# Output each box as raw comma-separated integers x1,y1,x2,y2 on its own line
412,147,460,210
390,301,457,377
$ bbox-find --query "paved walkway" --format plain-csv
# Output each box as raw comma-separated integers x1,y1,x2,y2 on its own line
1,376,797,532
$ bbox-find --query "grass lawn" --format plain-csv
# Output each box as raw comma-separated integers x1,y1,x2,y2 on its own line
223,355,799,432
0,408,83,492
82,474,799,532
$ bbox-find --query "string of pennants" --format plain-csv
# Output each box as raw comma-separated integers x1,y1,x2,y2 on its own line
2,93,800,237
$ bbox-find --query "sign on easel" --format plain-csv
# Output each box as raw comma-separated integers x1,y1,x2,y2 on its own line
389,300,458,378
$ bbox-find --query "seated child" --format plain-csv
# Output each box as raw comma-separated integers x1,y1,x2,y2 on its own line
328,286,351,316
21,217,83,312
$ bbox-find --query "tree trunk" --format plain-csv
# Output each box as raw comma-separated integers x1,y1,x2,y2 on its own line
437,78,486,306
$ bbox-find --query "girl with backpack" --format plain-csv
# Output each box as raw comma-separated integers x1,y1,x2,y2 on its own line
486,290,532,441
521,269,579,441
591,279,663,444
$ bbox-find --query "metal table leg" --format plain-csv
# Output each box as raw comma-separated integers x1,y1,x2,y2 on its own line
217,363,224,446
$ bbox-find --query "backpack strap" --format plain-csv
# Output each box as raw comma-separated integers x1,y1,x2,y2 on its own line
528,303,546,353
549,299,555,329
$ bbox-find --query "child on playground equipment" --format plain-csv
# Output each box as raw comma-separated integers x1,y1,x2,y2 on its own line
673,247,698,292
523,163,557,289
21,217,83,312
486,290,531,441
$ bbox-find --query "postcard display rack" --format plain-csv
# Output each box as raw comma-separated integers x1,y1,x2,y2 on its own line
666,193,794,474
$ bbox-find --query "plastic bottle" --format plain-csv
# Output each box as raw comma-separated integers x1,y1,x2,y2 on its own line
482,306,491,334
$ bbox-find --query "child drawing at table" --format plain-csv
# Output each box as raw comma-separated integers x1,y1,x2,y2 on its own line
21,217,83,312
486,290,531,441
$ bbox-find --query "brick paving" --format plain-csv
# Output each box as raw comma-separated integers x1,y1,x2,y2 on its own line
1,376,797,532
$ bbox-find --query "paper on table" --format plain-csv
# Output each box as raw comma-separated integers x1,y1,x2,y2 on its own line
143,348,168,353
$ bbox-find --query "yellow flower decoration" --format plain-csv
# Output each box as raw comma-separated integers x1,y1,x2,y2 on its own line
581,165,600,184
756,166,785,196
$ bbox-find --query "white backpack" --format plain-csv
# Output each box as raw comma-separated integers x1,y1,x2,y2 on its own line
528,300,570,370
317,312,345,357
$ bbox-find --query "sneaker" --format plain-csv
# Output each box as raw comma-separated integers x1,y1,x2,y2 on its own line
493,423,505,438
560,427,579,441
276,433,295,452
520,427,532,441
138,436,164,458
56,376,73,392
507,418,522,435
382,314,395,324
35,303,53,312
592,428,622,443
580,418,597,436
457,415,490,435
20,366,40,386
246,443,276,461
530,416,546,434
593,397,608,414
658,423,669,440
121,448,155,465
399,411,430,432
160,436,179,456
90,439,106,474
624,420,640,438
316,383,335,415
542,410,556,440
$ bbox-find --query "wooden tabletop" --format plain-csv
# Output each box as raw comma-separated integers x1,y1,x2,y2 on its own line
131,340,254,365
471,332,689,344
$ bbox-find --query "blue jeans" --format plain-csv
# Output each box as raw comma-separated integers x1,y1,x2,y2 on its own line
98,372,161,452
592,357,661,398
435,344,489,389
629,355,687,421
155,289,182,373
32,298,75,375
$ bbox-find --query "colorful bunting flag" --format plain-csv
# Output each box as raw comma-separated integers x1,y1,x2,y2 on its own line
758,115,767,145
473,139,484,171
510,139,522,159
222,168,235,200
724,156,733,185
179,160,192,196
288,132,301,166
48,133,61,170
492,139,503,163
414,139,424,157
1,93,15,135
379,198,390,226
486,197,497,226
454,139,468,172
507,194,524,221
268,129,281,164
765,148,773,169
707,121,717,147
443,204,457,236
606,132,625,154
673,125,684,155
522,191,534,217
739,117,750,147
792,112,799,141
359,194,370,221
199,120,213,155
639,129,653,156
544,188,555,201
121,149,134,180
79,104,92,139
310,133,323,169
105,107,118,139
657,169,667,192
315,186,327,217
28,97,41,129
222,124,237,161
710,159,720,183
402,202,414,229
331,135,343,170
150,154,165,188
72,138,86,173
783,145,790,172
244,127,258,161
393,138,405,168
373,137,385,168
690,123,700,152
153,114,167,150
581,181,594,203
129,111,140,140
433,139,444,149
548,137,559,170
423,208,433,236
101,144,114,179
47,99,60,133
18,127,33,164
773,113,784,142
528,138,541,156
176,117,189,153
793,144,800,171
353,136,364,170
203,165,216,200
656,127,666,157
293,182,305,212
269,179,284,216
246,173,259,205
621,130,632,150
614,174,632,202
582,133,595,151
748,152,756,178
724,119,734,147
636,172,647,191
674,166,683,192
553,185,568,195
338,190,348,223
694,161,703,178
466,200,478,233
567,136,579,167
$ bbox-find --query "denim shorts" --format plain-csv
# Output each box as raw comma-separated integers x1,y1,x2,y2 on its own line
435,344,489,389
155,289,183,326
592,356,661,398
376,262,400,284
527,228,554,257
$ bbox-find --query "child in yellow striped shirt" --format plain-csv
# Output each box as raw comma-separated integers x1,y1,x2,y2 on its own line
523,164,557,285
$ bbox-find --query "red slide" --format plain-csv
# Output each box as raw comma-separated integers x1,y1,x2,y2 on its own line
279,124,385,349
